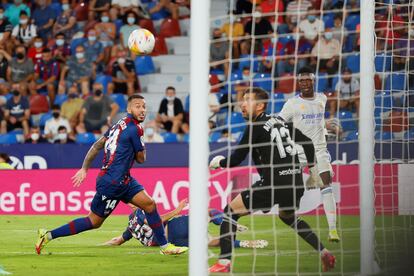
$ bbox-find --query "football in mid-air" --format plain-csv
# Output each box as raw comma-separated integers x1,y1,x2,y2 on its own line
128,28,155,55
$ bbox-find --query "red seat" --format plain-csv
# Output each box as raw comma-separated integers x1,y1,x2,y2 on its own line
74,2,89,21
139,19,156,36
159,18,181,38
209,74,220,92
30,94,49,115
151,36,169,56
277,73,295,93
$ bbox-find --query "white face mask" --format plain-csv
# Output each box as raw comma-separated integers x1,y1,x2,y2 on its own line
19,18,28,25
166,96,175,101
62,4,70,11
76,52,85,59
145,127,154,137
57,133,67,141
31,133,39,141
118,57,125,64
34,41,43,48
101,16,109,23
127,17,135,24
88,36,96,42
56,39,65,46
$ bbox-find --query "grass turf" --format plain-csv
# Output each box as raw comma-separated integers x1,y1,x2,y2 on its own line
0,215,409,275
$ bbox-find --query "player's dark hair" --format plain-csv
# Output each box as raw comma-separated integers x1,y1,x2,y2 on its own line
243,87,269,110
128,94,145,102
0,153,11,163
298,66,314,75
166,86,176,92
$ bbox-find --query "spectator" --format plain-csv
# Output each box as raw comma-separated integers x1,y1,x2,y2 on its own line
61,85,84,132
11,11,37,47
7,45,35,95
156,86,188,134
76,82,119,134
210,28,229,76
111,0,146,20
0,83,30,136
51,33,71,65
235,0,253,15
54,125,76,144
0,48,12,94
220,13,244,59
298,8,324,43
89,0,111,21
109,49,136,96
328,67,360,117
208,92,220,125
44,104,71,143
5,0,31,27
0,7,13,52
148,0,179,20
217,128,237,143
143,122,164,143
27,36,44,64
94,9,116,62
119,11,140,49
331,15,343,42
286,0,312,27
32,0,56,40
311,29,341,79
52,0,77,38
82,29,105,72
235,66,251,105
31,48,59,104
25,125,47,143
0,152,13,169
244,10,274,37
59,45,96,96
260,0,285,24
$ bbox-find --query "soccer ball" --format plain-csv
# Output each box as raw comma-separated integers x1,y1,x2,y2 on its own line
128,28,155,55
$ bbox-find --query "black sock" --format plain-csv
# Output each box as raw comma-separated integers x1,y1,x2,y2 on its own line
280,215,324,252
219,206,240,260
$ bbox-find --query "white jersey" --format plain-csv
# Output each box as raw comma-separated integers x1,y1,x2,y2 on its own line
278,93,327,150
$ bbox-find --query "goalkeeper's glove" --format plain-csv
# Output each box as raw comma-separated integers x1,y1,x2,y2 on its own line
305,165,324,189
209,155,225,170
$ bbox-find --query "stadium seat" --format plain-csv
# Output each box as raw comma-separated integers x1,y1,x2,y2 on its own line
323,13,335,28
345,14,360,31
29,94,49,115
210,68,224,75
161,132,179,143
385,73,406,91
139,18,157,35
159,18,181,38
8,129,23,135
266,93,285,114
345,54,360,73
375,131,394,141
0,134,18,144
209,131,222,142
183,133,190,143
343,33,356,53
74,2,89,21
39,112,53,128
54,94,68,106
95,74,113,94
76,133,96,144
184,95,190,113
253,73,273,92
315,73,328,92
110,94,127,112
404,129,414,140
114,19,123,36
331,75,339,91
209,74,220,92
238,54,259,72
375,53,392,72
374,91,392,108
134,56,156,75
151,36,169,56
147,2,170,20
228,112,245,133
276,73,295,93
338,111,357,131
277,35,294,47
50,3,62,17
344,130,359,141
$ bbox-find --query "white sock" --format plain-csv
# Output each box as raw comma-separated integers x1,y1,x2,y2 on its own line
47,232,53,240
218,259,231,265
160,243,169,249
321,187,337,231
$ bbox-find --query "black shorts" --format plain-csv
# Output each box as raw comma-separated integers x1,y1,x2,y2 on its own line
240,179,304,212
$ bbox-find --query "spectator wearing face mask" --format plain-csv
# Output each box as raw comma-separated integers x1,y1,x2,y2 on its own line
53,0,77,39
31,48,59,104
25,125,47,143
89,0,111,22
0,84,30,136
61,85,84,132
0,48,12,95
156,86,187,134
82,29,105,73
5,0,31,27
0,152,14,169
59,45,96,97
51,33,71,65
27,36,44,64
94,10,116,63
298,8,324,43
7,45,34,95
44,104,71,143
54,125,76,144
119,11,139,49
0,7,13,53
143,123,164,143
11,11,37,48
311,28,341,80
109,49,136,96
76,82,119,134
32,0,56,40
210,28,229,77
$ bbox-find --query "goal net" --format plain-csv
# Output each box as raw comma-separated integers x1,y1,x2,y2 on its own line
196,0,414,275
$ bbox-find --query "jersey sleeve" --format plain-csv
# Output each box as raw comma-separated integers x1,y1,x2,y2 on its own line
278,100,294,122
121,228,133,242
288,123,315,165
219,125,252,168
130,124,145,153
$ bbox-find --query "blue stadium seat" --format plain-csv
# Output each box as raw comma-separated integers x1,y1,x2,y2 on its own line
267,93,285,114
228,112,246,133
375,54,392,72
210,68,224,75
331,75,339,91
135,56,156,75
323,13,335,28
238,54,259,72
343,33,356,53
209,131,222,142
315,73,328,92
345,14,360,31
374,91,392,108
404,129,414,140
39,112,53,128
183,133,190,143
0,134,18,144
375,131,394,141
76,133,96,144
70,38,87,55
54,94,68,106
8,129,23,135
344,130,359,141
146,1,169,20
385,73,406,91
114,19,123,36
50,3,62,17
95,74,113,94
161,132,178,143
253,73,272,92
277,35,294,47
346,54,360,73
184,95,190,113
338,111,357,131
110,94,127,112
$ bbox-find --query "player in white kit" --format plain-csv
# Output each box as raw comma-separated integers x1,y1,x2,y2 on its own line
278,66,340,242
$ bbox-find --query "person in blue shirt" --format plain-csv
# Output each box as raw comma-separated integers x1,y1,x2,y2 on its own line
32,0,56,40
5,0,30,27
35,94,188,256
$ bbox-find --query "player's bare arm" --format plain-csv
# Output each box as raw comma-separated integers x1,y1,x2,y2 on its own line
135,150,146,164
72,136,106,187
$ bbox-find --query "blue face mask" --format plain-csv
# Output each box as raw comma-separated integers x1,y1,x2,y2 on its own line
324,32,333,40
0,13,4,20
101,16,109,23
62,4,70,11
307,15,316,22
127,17,135,24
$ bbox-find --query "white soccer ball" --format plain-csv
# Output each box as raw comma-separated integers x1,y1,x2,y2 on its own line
128,28,155,55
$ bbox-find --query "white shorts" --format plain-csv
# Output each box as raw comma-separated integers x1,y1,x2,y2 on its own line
315,148,333,175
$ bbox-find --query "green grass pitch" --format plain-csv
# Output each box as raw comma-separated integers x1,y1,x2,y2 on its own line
0,215,368,275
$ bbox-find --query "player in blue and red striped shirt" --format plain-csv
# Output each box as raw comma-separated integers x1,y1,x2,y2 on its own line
35,94,188,256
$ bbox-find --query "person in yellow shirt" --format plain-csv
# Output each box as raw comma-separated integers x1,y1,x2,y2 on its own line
220,13,245,59
0,153,13,170
60,86,84,135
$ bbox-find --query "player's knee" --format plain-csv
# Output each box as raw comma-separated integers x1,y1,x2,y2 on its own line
224,205,240,221
279,211,295,226
141,198,156,213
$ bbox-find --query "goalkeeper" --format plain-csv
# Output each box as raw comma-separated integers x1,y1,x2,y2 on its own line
104,199,268,249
